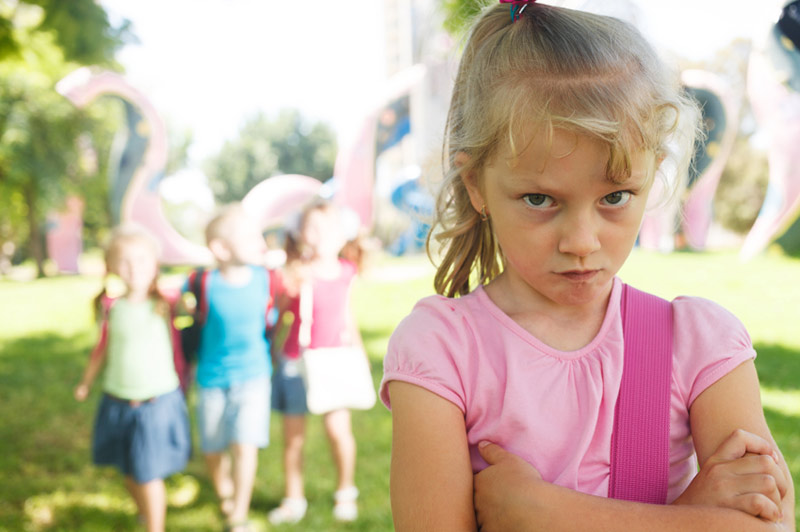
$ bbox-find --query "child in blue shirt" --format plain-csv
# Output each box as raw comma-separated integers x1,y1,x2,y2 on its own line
186,204,273,532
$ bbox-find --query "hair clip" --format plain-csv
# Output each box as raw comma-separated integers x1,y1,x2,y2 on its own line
499,0,535,22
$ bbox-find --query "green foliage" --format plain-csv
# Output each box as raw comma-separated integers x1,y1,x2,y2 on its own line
0,41,91,273
440,0,488,37
0,0,128,273
204,109,337,203
0,0,129,66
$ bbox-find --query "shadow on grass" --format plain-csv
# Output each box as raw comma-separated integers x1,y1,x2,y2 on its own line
753,342,800,391
0,332,224,531
0,330,396,531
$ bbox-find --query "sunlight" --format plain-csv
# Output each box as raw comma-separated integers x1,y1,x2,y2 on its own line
761,387,800,418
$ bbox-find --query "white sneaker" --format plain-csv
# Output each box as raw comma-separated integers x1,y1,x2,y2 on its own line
333,487,359,522
268,497,308,524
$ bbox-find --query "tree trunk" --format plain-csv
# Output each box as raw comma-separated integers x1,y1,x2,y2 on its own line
23,181,45,278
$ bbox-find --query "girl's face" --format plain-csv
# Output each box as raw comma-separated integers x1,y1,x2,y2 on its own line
464,130,655,312
110,238,159,297
301,207,346,261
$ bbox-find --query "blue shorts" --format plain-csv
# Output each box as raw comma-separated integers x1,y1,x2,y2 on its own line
271,357,308,415
92,388,191,483
196,375,271,453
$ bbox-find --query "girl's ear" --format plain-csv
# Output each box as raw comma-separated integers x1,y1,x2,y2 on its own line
455,152,485,215
208,238,231,263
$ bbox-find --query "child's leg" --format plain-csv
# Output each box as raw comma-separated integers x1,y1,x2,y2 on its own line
125,476,166,532
283,414,307,499
323,409,356,490
124,476,145,517
229,443,258,524
204,452,235,516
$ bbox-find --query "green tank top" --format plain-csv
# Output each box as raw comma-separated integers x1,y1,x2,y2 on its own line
103,298,179,400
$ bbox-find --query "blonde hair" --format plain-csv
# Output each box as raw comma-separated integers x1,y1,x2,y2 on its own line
96,224,169,319
205,203,249,246
430,2,702,297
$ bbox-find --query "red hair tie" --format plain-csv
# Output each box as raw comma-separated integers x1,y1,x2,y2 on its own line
499,0,536,22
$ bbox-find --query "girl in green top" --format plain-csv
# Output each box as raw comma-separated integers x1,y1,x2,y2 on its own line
75,225,191,532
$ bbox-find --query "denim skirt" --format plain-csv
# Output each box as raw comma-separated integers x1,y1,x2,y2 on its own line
92,388,191,483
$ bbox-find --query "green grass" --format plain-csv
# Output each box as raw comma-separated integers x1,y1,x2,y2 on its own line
0,249,798,530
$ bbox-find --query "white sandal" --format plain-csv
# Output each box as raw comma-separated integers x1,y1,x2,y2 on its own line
268,497,308,524
333,486,359,522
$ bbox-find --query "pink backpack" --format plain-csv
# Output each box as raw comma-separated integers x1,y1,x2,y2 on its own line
609,284,673,504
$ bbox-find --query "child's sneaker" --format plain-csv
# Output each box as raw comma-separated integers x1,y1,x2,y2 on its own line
268,497,308,524
332,486,359,522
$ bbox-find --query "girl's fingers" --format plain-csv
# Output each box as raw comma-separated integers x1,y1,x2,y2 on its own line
712,429,777,462
735,454,789,499
729,471,783,513
734,492,783,523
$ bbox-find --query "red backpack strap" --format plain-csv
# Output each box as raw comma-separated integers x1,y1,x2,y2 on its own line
89,295,115,364
609,284,673,504
188,267,209,326
167,298,191,395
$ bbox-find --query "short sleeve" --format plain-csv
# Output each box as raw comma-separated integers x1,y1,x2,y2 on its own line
672,296,757,407
380,295,474,412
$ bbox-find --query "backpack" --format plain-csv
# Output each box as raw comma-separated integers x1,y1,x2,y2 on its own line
180,267,279,363
609,284,674,504
95,294,192,396
180,268,209,363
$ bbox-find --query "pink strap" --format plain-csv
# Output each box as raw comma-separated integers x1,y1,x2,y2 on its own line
609,284,673,504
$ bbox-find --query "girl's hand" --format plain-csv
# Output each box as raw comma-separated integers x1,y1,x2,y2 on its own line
474,441,544,532
673,429,787,522
74,383,89,401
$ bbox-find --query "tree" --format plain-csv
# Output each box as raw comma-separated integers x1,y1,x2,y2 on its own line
0,1,128,276
204,109,337,203
0,0,129,65
440,0,485,36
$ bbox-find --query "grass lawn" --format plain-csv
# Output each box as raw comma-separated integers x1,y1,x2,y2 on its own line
0,248,798,531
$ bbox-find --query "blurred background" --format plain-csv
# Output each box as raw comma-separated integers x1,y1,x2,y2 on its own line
2,0,799,278
1,0,799,530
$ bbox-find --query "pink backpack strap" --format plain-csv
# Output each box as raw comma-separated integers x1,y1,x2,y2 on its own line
608,284,673,504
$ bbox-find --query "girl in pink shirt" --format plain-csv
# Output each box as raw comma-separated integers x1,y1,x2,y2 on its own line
268,199,367,525
380,2,795,531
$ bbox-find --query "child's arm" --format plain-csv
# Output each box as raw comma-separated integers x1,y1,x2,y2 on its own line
680,359,795,525
475,442,791,532
388,381,477,531
74,320,109,401
472,360,795,531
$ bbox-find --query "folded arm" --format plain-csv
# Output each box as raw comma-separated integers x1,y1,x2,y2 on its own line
473,360,795,531
388,381,477,531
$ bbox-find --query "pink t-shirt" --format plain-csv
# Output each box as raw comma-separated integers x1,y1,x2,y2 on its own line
380,277,756,503
282,259,357,359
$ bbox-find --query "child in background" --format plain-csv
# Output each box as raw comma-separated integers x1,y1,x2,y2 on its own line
268,200,365,524
74,225,191,532
188,204,273,532
381,2,795,531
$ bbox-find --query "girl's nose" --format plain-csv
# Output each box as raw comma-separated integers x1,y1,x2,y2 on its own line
558,211,601,257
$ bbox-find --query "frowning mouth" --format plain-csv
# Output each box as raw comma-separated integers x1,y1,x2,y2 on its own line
557,269,600,282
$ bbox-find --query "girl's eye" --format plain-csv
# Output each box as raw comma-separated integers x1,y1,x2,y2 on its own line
602,191,631,206
523,194,554,208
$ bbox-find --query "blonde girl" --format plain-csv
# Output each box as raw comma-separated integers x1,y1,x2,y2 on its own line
380,2,795,531
75,225,191,532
